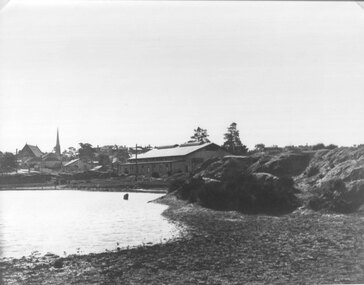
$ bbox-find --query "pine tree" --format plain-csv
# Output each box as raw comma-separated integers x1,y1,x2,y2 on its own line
223,122,248,154
190,127,210,143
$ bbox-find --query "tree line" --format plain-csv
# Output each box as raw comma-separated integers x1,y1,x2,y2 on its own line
190,123,248,155
0,122,342,173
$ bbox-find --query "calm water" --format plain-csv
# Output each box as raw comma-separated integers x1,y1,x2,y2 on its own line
0,190,180,258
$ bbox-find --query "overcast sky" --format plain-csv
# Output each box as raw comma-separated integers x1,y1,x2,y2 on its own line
0,0,364,153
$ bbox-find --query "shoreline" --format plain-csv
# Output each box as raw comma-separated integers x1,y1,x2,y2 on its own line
1,194,364,284
0,186,167,194
0,175,169,192
0,184,168,193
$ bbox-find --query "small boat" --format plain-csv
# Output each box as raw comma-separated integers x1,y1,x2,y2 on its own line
123,193,129,200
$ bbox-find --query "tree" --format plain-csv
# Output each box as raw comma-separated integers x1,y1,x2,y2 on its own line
62,147,78,160
98,154,111,166
255,144,265,152
190,127,210,143
223,122,248,155
312,143,325,151
326,144,338,150
114,146,130,163
0,152,17,173
78,143,95,162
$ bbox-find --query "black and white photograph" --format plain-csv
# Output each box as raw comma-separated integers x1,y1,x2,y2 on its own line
0,0,364,284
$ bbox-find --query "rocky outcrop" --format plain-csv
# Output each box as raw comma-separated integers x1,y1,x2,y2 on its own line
308,178,364,213
297,147,364,185
296,146,364,212
171,146,364,214
192,156,251,181
248,152,312,177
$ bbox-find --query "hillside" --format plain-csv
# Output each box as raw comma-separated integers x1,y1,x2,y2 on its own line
170,146,364,214
296,146,364,187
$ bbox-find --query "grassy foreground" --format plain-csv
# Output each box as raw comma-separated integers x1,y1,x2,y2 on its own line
1,194,364,284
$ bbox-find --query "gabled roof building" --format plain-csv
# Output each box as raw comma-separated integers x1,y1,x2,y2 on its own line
19,129,62,170
19,144,43,160
119,142,228,176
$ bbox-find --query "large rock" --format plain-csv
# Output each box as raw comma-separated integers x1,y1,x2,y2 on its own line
251,172,279,184
297,146,364,187
193,156,251,181
171,146,364,214
248,152,312,177
308,178,364,213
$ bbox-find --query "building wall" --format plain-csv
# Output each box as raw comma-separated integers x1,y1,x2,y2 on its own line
19,148,35,163
121,160,186,176
120,148,228,176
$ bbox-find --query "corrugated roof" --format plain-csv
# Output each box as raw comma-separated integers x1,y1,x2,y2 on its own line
120,160,182,166
129,142,215,160
63,158,80,167
91,165,103,171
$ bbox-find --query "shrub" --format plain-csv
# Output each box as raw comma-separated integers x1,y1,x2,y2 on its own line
306,165,319,177
53,259,63,269
0,174,53,185
312,143,326,151
176,173,300,215
151,172,160,178
177,176,204,202
326,144,338,150
167,173,189,192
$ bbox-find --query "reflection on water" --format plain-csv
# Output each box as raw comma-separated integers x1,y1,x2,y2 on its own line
0,190,180,258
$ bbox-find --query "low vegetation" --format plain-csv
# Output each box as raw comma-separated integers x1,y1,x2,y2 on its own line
174,159,300,215
0,173,53,185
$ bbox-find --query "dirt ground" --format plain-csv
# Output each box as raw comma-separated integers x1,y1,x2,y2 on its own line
1,194,363,284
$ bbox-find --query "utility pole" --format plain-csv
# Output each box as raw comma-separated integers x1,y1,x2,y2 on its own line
135,144,138,181
15,148,18,174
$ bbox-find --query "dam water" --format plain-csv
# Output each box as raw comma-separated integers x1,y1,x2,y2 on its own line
0,190,180,258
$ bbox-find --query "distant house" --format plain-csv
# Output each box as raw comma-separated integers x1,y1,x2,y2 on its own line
19,144,43,161
41,153,62,169
18,130,63,171
18,144,43,168
119,142,228,176
63,158,91,173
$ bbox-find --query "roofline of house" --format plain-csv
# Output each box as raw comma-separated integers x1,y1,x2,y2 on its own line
127,142,218,162
120,159,185,166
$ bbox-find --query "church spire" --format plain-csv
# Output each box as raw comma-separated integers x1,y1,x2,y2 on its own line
55,128,61,156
